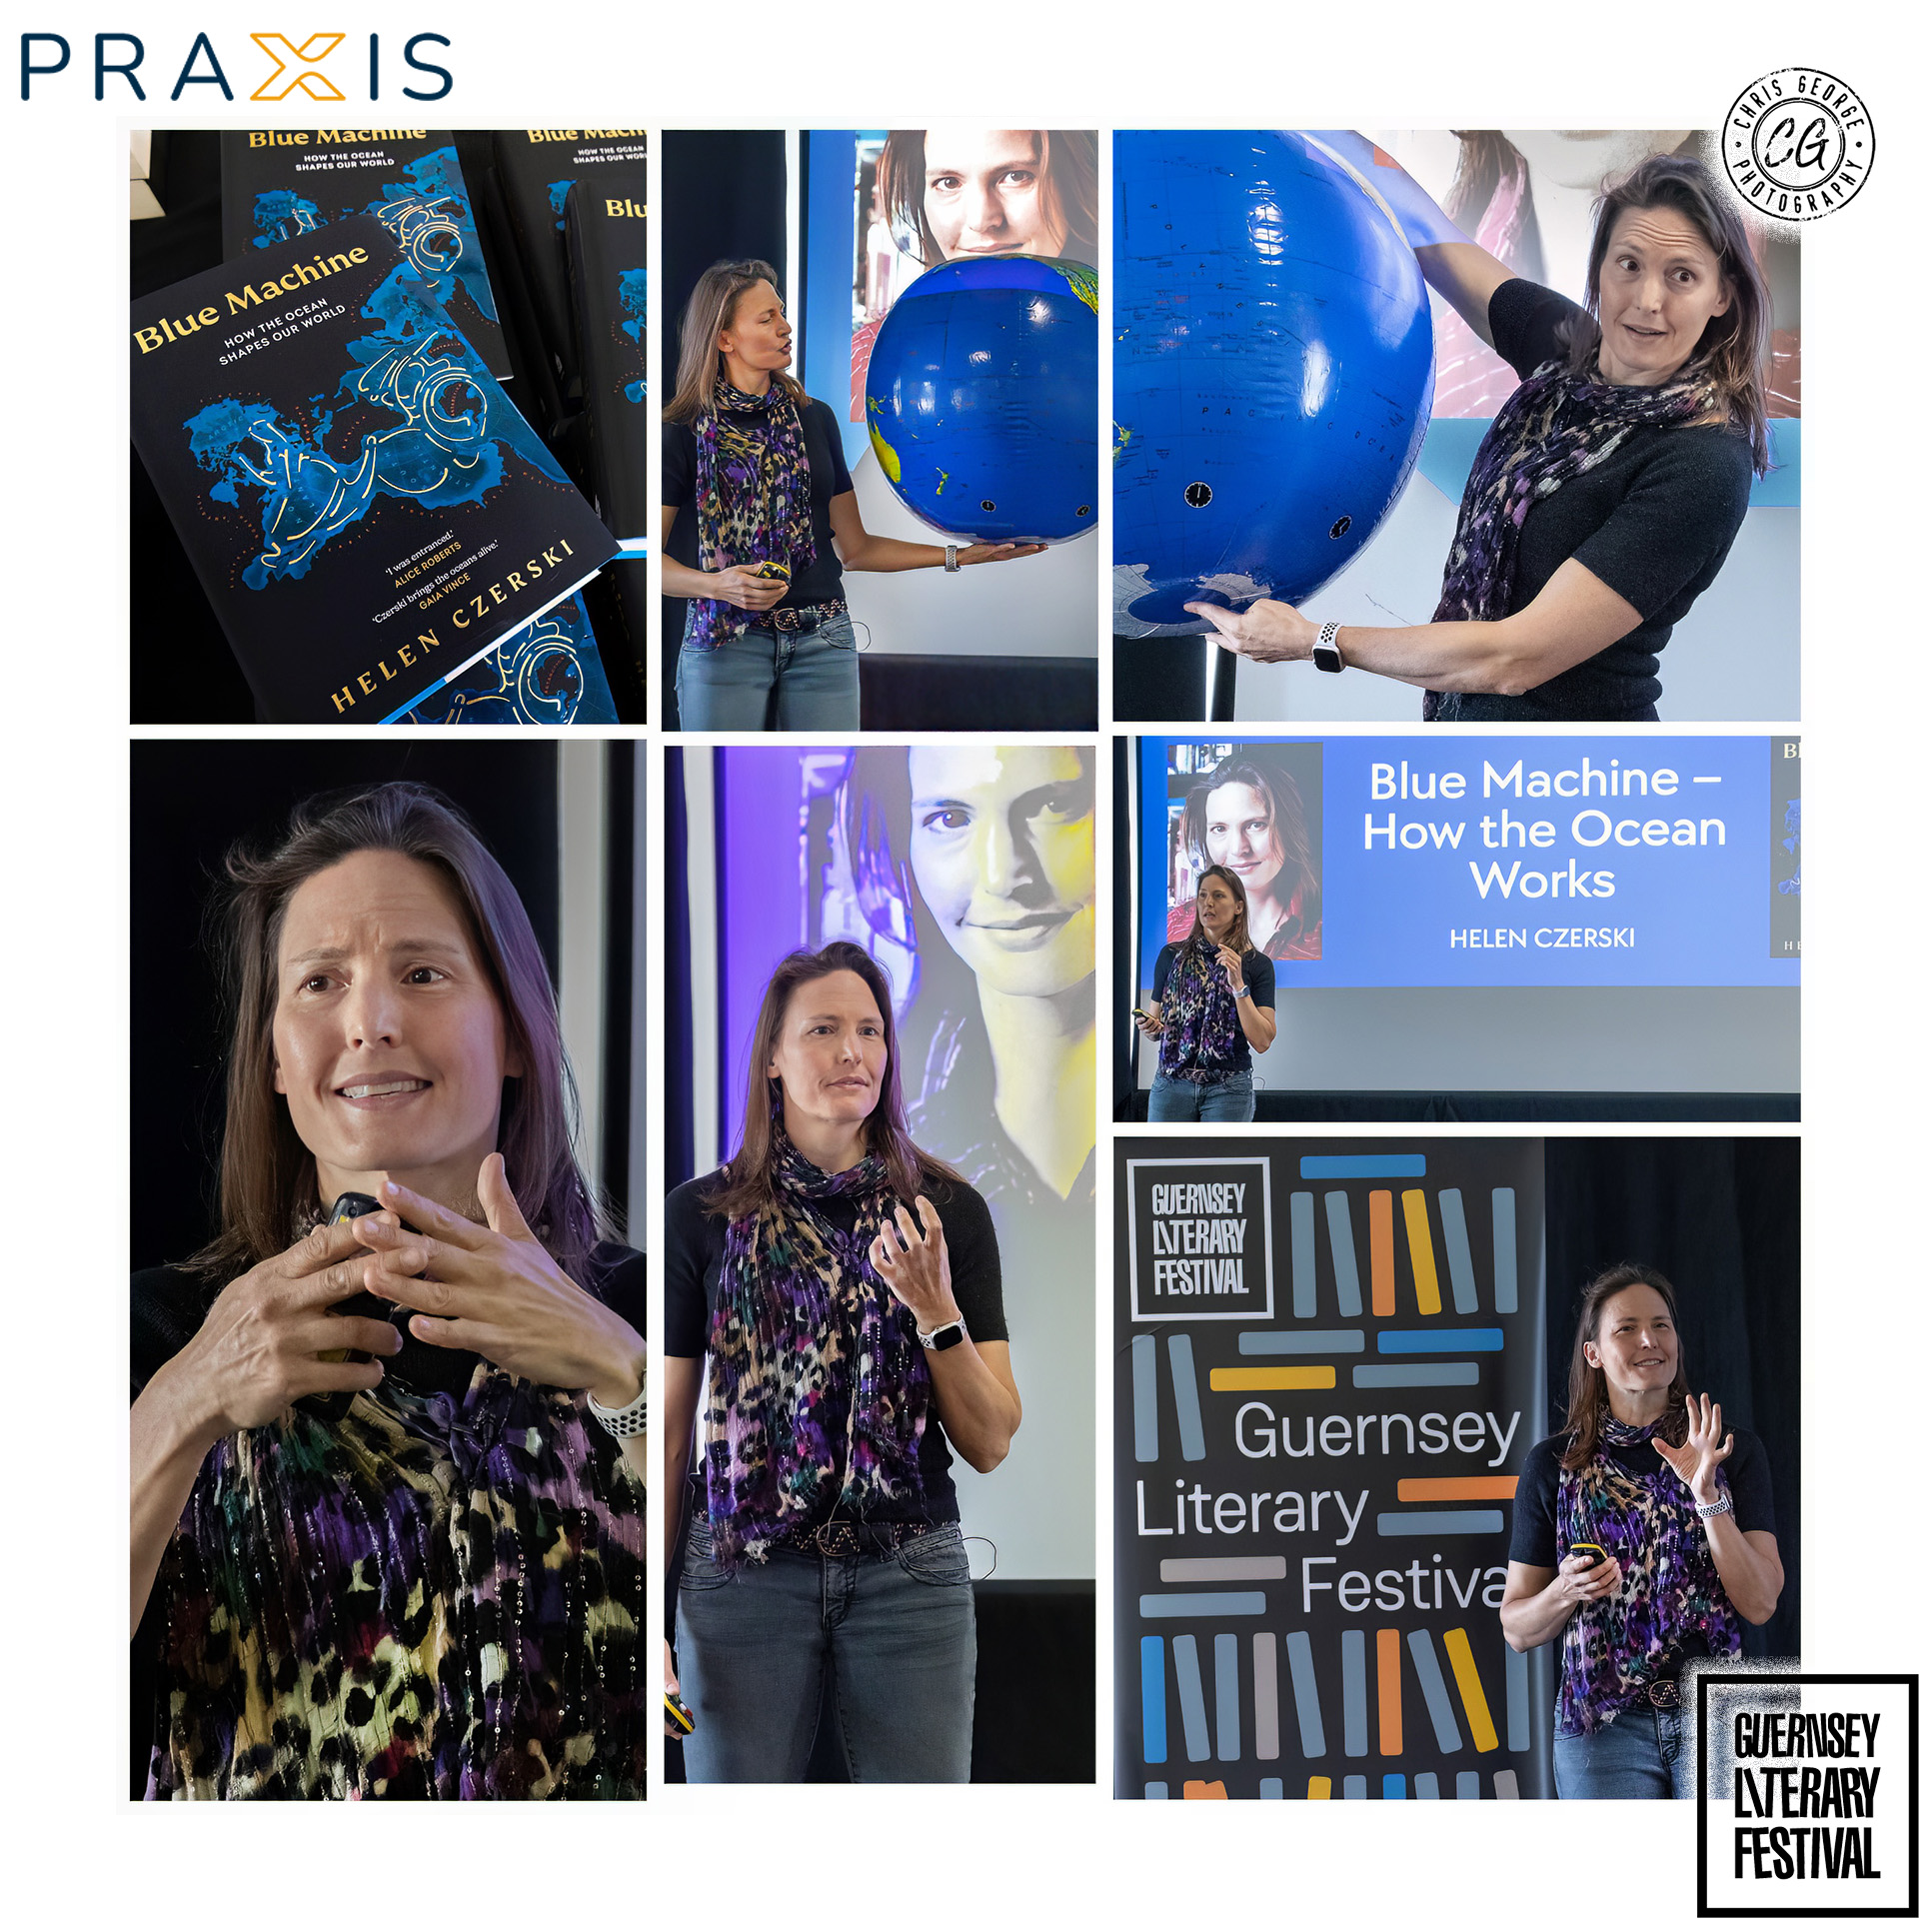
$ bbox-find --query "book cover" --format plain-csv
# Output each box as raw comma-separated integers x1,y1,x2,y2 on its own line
400,593,618,724
565,171,649,550
494,130,648,385
130,217,619,724
220,130,510,381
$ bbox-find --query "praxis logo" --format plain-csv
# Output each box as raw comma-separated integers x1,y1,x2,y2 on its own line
19,30,453,101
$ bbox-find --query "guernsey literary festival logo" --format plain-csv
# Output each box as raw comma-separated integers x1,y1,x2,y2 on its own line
1723,69,1872,220
1697,1672,1918,1916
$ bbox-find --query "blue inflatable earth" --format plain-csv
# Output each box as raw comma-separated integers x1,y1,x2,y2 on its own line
1113,130,1435,635
865,254,1099,545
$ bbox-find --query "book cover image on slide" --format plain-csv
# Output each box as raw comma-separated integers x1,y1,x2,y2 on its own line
565,170,648,550
494,130,648,385
130,217,618,724
220,130,510,381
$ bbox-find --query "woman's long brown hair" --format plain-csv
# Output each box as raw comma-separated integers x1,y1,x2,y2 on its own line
1559,1261,1692,1471
1575,152,1774,476
191,783,603,1286
663,258,808,427
703,941,961,1218
1182,863,1254,959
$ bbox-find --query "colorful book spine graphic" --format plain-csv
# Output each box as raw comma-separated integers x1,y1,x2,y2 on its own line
1120,1142,1547,1797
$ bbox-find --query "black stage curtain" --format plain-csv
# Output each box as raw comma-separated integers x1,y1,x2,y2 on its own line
659,131,788,727
1543,1137,1801,1661
129,742,562,1273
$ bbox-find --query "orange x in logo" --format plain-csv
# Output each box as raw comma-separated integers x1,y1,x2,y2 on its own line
250,31,347,101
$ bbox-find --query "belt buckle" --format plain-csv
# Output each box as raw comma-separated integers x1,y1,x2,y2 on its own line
1647,1679,1679,1710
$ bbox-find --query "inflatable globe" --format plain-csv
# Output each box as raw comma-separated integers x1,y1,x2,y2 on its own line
865,255,1098,546
1113,130,1435,634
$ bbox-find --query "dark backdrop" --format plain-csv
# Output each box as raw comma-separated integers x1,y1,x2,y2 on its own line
129,741,561,1273
1543,1136,1801,1661
659,131,788,727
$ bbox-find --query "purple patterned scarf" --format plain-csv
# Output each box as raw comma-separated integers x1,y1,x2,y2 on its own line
1552,1412,1742,1736
1158,936,1243,1083
704,1130,931,1562
146,1363,646,1798
687,378,818,651
1424,354,1719,719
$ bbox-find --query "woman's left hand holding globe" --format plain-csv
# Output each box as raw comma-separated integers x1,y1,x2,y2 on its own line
354,1154,645,1410
956,541,1047,567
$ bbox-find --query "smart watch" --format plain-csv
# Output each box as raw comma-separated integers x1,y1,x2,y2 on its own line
918,1316,968,1351
1312,620,1344,673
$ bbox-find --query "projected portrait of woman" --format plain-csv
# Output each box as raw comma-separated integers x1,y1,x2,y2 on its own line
840,745,1096,1238
1164,749,1322,963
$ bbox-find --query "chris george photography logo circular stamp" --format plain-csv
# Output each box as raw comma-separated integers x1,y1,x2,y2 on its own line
1724,70,1873,219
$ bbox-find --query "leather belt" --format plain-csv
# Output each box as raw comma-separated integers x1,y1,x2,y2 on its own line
773,1518,938,1558
752,598,849,637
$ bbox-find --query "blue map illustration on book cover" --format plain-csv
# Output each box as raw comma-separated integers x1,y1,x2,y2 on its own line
401,593,617,724
620,269,647,403
566,173,648,547
492,131,648,385
221,134,509,380
183,263,542,589
132,217,618,724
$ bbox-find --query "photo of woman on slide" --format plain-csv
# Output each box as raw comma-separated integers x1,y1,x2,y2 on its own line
1162,749,1322,962
1192,151,1773,722
130,784,647,1800
1502,1263,1783,1799
842,744,1096,1234
662,260,1043,732
850,128,1100,407
662,943,1020,1781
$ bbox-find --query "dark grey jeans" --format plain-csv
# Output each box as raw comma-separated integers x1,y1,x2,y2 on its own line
677,1517,976,1782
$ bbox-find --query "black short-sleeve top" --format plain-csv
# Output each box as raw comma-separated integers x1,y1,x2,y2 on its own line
1431,279,1756,724
662,395,855,614
665,1169,1006,1525
1510,1425,1776,1577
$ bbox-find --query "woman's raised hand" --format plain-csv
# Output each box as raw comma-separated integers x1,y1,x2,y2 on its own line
1552,1546,1624,1608
160,1217,405,1440
709,565,790,612
355,1155,644,1407
1655,1392,1735,1503
1214,943,1246,990
1183,598,1314,665
956,541,1047,566
869,1195,960,1331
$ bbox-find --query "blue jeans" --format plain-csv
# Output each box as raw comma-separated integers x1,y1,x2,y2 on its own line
1147,1068,1254,1122
675,612,861,731
1552,1706,1691,1799
677,1517,976,1782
